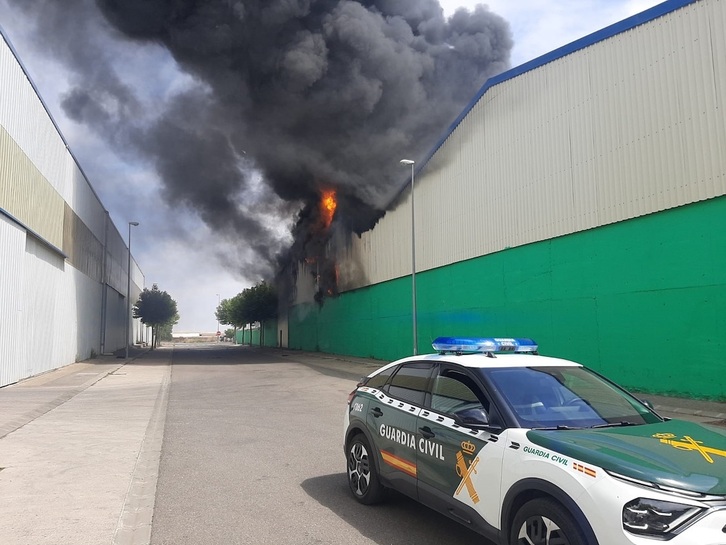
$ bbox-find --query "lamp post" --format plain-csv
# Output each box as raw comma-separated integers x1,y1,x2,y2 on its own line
400,159,417,355
216,293,220,342
125,221,139,359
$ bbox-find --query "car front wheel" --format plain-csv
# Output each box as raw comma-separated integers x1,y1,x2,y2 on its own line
346,433,384,504
510,498,587,545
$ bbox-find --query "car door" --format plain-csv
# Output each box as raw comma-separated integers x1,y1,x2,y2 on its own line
416,363,507,537
366,361,433,499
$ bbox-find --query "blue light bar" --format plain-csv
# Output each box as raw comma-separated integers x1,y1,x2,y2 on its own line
432,337,538,354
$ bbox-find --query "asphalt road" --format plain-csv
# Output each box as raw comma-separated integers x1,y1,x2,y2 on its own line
1,342,722,545
151,344,492,545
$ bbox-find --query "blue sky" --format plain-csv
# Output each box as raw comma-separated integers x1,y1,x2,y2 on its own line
1,0,663,332
442,0,662,67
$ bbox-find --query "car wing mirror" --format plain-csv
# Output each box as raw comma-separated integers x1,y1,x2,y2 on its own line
453,407,500,430
639,398,670,421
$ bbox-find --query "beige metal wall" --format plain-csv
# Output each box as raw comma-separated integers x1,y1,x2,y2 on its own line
0,125,65,250
337,0,725,290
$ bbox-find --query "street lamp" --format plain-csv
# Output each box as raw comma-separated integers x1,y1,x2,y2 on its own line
216,293,220,342
125,221,139,359
400,159,417,355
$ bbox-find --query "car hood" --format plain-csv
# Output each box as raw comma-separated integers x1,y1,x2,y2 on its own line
527,420,726,495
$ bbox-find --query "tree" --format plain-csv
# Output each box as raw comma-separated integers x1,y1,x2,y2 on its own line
134,285,179,349
216,297,236,328
246,282,277,344
216,297,243,342
158,319,178,342
218,282,277,346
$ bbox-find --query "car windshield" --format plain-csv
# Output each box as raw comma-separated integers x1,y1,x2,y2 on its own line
483,366,662,429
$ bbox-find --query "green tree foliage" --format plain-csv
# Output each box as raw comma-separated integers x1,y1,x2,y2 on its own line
158,319,178,342
244,281,277,324
215,297,236,328
134,285,179,349
216,282,277,345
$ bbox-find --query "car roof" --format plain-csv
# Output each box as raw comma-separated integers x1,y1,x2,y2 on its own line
370,352,582,376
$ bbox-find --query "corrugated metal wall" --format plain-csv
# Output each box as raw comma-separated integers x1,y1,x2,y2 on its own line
0,34,68,198
0,31,144,386
69,165,107,235
0,215,24,385
23,236,73,376
336,0,725,290
0,126,65,250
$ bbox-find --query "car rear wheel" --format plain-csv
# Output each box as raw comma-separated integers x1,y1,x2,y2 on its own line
347,434,384,504
510,498,586,545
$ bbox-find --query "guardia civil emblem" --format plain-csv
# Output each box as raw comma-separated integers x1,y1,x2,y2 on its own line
454,440,479,503
653,433,726,464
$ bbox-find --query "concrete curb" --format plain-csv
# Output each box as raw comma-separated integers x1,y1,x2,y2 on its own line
650,404,726,421
113,355,172,545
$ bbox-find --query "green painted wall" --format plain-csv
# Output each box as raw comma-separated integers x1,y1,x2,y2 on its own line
235,327,254,344
289,197,726,400
262,320,278,347
235,322,279,347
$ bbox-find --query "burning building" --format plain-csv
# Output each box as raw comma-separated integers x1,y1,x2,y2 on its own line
278,0,726,400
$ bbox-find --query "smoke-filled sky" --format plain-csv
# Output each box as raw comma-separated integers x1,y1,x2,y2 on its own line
0,0,661,331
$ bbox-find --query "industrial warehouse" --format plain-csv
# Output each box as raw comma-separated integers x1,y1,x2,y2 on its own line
278,0,726,399
0,30,146,387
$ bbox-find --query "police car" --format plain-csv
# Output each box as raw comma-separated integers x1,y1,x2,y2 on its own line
343,337,726,545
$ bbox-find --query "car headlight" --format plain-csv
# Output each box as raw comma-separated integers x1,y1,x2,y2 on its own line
623,498,705,537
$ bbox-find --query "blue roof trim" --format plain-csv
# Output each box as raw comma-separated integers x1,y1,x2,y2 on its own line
414,0,697,177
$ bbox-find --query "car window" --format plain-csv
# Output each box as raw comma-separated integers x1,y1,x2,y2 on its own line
366,365,396,390
428,366,504,428
387,362,433,406
431,370,489,414
485,366,661,428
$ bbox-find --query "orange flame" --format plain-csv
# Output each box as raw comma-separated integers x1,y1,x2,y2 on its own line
320,190,337,229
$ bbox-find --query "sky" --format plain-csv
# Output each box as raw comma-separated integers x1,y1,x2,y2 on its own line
0,0,663,332
443,0,664,66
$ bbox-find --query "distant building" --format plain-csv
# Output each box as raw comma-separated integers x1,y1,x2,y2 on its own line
0,30,146,386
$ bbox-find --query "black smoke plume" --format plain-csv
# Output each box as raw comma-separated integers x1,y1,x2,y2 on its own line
5,0,512,295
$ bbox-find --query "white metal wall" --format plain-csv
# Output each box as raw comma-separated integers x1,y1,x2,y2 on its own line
69,165,107,239
21,236,103,374
338,0,726,290
0,227,93,386
0,215,24,385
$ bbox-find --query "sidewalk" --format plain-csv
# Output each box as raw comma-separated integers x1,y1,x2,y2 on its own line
0,350,171,545
633,392,726,426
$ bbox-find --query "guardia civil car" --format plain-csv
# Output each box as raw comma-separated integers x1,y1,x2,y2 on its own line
343,337,726,545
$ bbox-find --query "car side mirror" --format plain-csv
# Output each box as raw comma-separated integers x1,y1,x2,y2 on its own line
454,407,495,429
639,398,670,421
